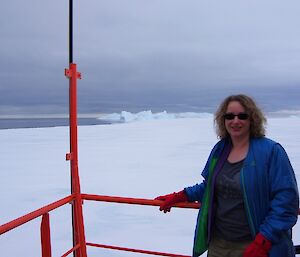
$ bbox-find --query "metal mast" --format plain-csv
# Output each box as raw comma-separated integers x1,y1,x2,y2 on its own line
65,1,87,256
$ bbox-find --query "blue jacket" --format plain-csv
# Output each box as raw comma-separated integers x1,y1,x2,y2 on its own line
185,137,299,257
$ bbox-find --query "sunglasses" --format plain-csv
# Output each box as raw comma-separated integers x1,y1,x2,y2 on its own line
223,112,249,120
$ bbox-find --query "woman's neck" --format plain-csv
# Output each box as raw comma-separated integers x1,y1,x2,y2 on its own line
231,136,249,149
228,136,250,163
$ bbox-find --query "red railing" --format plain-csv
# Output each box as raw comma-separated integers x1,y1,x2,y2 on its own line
0,194,200,257
0,195,74,235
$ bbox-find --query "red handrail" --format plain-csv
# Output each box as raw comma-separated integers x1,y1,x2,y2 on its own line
0,194,74,235
82,194,200,209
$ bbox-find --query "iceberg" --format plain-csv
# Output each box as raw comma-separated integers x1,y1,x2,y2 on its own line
98,110,213,123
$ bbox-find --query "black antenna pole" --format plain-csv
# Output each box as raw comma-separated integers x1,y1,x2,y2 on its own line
69,1,76,256
69,0,73,64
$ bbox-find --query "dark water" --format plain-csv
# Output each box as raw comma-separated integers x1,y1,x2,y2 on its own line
0,118,111,130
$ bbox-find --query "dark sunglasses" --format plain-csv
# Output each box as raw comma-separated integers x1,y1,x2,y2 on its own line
223,113,249,120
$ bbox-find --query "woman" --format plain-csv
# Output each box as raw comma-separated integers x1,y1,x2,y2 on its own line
155,94,299,257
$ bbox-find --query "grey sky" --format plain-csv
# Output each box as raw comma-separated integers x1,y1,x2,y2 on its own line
1,0,300,115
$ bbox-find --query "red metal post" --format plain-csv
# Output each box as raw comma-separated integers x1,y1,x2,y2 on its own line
65,63,87,257
41,213,52,257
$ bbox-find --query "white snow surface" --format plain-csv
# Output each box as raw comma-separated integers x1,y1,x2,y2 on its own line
1,115,300,257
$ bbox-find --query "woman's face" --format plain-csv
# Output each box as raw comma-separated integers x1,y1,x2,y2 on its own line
224,101,250,141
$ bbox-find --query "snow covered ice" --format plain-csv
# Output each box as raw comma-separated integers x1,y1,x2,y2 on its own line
98,110,213,123
0,113,300,257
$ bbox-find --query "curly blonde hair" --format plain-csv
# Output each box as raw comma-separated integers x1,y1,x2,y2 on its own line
214,94,267,139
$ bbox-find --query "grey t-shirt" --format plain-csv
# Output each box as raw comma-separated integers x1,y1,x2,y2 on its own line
213,159,252,241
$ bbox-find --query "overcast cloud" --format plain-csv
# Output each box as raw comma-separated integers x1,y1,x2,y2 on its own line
1,0,300,115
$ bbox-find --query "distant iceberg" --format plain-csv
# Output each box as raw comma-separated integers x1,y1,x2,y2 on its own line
98,110,213,123
267,110,300,118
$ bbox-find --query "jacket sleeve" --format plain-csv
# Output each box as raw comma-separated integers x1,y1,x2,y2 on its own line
184,180,207,202
260,143,299,243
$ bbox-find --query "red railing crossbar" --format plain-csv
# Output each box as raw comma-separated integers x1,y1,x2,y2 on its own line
82,194,200,209
61,244,81,257
0,195,74,235
86,242,191,257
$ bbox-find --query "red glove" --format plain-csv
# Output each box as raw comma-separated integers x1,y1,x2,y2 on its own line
155,190,188,213
243,233,272,257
